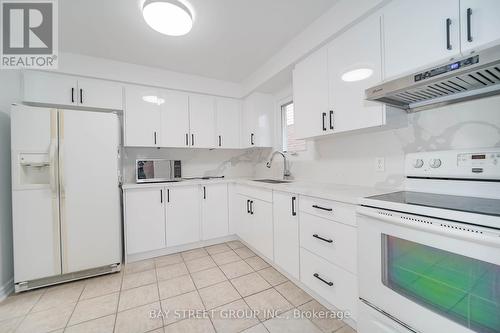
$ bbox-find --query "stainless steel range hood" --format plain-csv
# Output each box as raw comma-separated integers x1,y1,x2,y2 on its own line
366,44,500,112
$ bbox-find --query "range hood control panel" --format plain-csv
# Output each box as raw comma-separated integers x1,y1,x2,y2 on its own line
414,55,479,82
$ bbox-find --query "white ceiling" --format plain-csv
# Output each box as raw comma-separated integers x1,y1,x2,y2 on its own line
60,0,336,83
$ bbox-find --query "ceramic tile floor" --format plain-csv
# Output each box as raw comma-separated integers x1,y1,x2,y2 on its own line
0,241,356,333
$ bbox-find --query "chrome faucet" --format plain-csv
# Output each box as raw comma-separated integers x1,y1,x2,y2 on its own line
266,150,291,179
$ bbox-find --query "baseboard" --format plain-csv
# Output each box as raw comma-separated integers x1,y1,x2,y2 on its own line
126,234,238,263
0,277,14,302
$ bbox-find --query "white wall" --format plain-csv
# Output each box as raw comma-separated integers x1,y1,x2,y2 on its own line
243,0,389,95
57,52,243,98
258,95,500,190
0,70,21,299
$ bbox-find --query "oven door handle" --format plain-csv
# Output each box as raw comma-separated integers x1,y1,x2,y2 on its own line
357,206,500,248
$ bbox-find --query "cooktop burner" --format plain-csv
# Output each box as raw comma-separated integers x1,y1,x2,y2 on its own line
366,191,500,217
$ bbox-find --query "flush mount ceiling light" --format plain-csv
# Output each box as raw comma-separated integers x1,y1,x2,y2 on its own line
142,0,194,36
142,95,165,105
341,68,374,82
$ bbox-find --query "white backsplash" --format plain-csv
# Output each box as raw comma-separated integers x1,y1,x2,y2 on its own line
122,147,273,184
255,95,500,191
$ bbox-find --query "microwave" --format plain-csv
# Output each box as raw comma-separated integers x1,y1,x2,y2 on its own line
136,159,182,183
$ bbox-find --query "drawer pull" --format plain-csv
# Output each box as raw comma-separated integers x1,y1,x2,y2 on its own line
313,234,333,243
312,204,332,212
313,273,333,287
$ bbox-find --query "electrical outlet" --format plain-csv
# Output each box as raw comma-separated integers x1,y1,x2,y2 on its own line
375,157,385,172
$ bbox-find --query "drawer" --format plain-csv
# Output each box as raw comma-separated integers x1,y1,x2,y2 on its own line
300,212,357,274
300,248,358,320
300,195,356,226
236,184,272,202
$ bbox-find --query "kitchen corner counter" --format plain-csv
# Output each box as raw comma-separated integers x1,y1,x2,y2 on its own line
122,178,391,205
235,179,389,205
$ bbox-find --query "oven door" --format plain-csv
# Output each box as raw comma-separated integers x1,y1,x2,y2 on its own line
357,206,500,333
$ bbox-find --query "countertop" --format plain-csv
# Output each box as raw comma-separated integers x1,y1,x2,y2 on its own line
122,178,390,205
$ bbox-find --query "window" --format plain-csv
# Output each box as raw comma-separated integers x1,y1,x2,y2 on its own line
281,102,306,153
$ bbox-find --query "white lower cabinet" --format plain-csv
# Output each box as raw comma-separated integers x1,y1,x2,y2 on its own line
236,186,273,260
300,212,357,274
250,199,274,260
300,248,358,320
124,187,166,255
201,184,229,240
166,186,201,247
273,192,299,280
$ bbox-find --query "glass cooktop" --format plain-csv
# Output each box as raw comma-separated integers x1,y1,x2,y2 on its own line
366,191,500,217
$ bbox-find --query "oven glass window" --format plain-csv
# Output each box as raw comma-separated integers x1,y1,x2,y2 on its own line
382,235,500,333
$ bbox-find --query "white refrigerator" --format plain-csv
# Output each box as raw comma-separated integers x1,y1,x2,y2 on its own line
11,105,121,291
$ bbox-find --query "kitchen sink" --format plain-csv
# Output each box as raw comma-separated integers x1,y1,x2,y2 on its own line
252,179,292,184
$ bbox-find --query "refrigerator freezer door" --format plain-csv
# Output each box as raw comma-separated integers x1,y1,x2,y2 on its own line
59,110,121,273
11,105,61,282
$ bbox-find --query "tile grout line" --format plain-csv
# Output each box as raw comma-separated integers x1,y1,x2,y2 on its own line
63,280,87,330
214,247,275,331
3,241,352,333
111,270,125,333
177,250,218,333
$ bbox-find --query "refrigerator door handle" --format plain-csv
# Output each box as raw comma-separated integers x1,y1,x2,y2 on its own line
59,140,66,198
49,139,58,197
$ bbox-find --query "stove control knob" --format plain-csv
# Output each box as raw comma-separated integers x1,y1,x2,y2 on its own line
429,158,442,168
413,159,424,168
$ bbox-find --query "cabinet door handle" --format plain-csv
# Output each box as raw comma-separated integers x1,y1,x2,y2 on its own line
160,189,163,203
322,112,327,131
250,200,254,215
71,88,75,103
467,8,473,42
446,18,452,50
329,110,334,130
218,135,222,147
203,186,206,199
167,189,170,203
250,133,255,145
312,204,332,212
154,131,157,145
191,134,195,146
79,88,83,104
247,199,250,213
313,234,333,243
185,133,189,146
313,273,334,287
291,196,297,216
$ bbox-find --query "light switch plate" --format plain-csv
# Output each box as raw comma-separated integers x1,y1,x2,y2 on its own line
375,157,385,172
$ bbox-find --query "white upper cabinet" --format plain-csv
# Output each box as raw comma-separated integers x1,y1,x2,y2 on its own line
215,98,241,149
76,78,123,110
24,71,78,107
160,90,190,148
189,94,216,148
460,0,500,54
201,184,229,240
165,186,201,247
241,93,274,148
23,71,123,110
383,0,461,79
328,13,385,133
293,47,331,139
124,85,161,147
